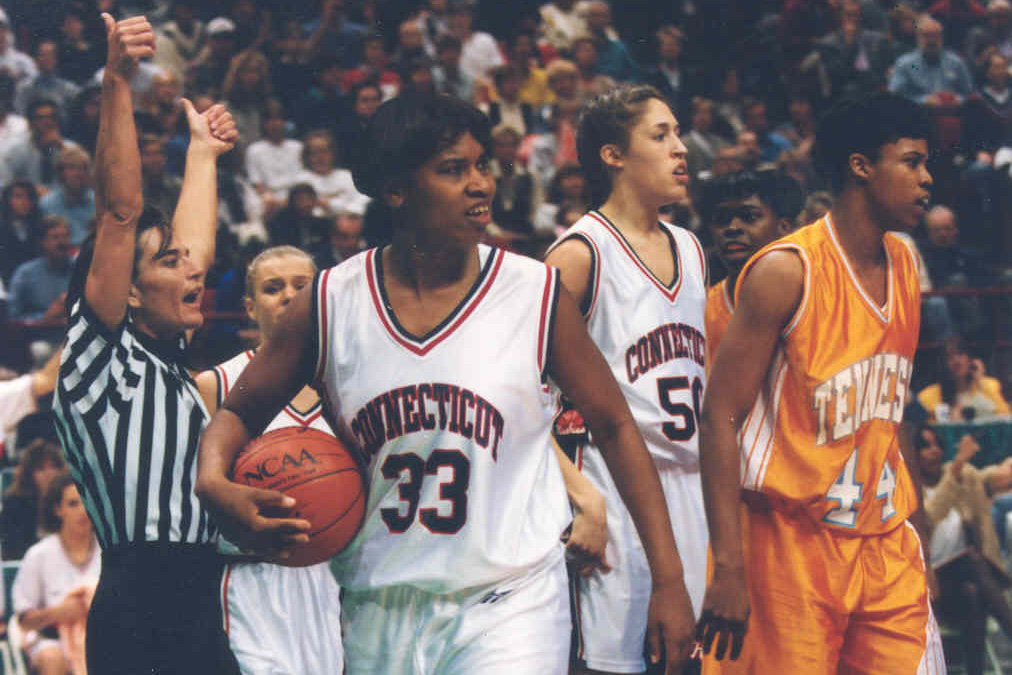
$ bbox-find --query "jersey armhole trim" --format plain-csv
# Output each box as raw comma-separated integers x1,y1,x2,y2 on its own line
310,268,330,388
686,228,708,286
212,365,226,407
554,232,600,319
735,243,810,339
539,268,562,384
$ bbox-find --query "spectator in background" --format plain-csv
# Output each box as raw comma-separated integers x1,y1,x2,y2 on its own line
889,15,974,107
0,439,64,560
572,36,616,102
342,34,401,99
3,99,82,194
63,84,99,155
799,189,834,224
139,133,182,217
918,426,1012,675
15,41,79,121
56,8,103,87
135,70,184,139
266,183,331,250
533,162,589,235
0,180,43,285
223,50,273,153
335,80,381,165
683,96,730,181
293,55,346,138
880,3,921,69
504,31,553,107
0,348,62,461
393,19,429,68
583,1,640,84
432,34,475,102
154,0,205,77
12,471,100,675
0,9,38,86
929,0,989,51
246,99,303,218
188,17,238,97
39,146,94,246
294,130,365,217
525,97,581,190
538,0,587,51
966,0,1012,66
644,25,696,122
741,97,793,165
229,0,269,54
813,0,890,98
9,216,72,323
448,2,504,83
415,0,451,56
313,203,366,268
304,0,369,70
543,58,581,113
0,71,29,159
489,124,536,239
919,335,1012,421
398,56,437,97
484,65,536,135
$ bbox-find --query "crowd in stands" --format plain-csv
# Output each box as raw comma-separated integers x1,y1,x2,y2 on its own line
0,0,1011,671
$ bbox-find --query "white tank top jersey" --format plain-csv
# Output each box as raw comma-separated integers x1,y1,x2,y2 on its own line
213,350,334,435
550,211,708,467
312,245,571,593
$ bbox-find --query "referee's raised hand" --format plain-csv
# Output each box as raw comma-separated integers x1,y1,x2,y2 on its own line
182,99,239,157
101,13,154,81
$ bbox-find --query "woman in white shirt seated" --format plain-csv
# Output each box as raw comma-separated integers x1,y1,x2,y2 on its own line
12,471,100,675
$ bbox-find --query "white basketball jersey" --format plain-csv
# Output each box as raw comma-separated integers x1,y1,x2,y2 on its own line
213,350,333,435
312,245,571,593
551,211,708,467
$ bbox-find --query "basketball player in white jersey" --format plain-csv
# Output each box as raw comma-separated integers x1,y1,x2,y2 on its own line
545,84,707,675
196,92,698,674
194,246,343,675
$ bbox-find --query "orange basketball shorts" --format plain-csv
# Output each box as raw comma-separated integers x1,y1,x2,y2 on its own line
703,506,945,674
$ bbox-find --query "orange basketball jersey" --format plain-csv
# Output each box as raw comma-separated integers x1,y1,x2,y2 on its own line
704,279,733,371
733,215,921,535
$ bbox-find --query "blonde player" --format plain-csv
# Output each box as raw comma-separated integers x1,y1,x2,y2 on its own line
195,246,343,675
545,84,703,675
699,91,945,673
196,92,697,675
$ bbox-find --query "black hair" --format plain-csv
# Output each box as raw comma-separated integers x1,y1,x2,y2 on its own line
66,205,169,318
813,91,933,191
348,91,492,202
26,97,60,123
576,84,667,208
698,170,804,224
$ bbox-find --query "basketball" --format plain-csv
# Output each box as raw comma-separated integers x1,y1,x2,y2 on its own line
232,427,365,567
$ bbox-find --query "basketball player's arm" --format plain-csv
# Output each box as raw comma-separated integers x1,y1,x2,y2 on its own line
697,250,803,661
86,14,151,330
196,287,315,555
552,439,610,575
548,286,695,674
171,101,237,272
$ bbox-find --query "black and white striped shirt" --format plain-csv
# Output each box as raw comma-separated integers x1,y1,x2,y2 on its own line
53,299,215,548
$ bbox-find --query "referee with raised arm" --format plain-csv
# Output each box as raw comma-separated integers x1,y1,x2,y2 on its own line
51,14,240,674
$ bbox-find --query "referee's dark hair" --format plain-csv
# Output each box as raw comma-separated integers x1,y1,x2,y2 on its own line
577,84,668,208
66,205,170,318
813,91,934,192
349,91,492,204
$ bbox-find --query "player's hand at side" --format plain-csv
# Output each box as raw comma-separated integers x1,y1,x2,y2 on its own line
646,575,696,673
697,564,750,661
564,489,611,576
198,477,310,556
101,13,154,81
182,99,238,156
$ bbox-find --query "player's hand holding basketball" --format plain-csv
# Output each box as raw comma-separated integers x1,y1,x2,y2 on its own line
646,574,696,673
101,13,154,81
697,563,750,661
197,474,311,559
182,99,238,157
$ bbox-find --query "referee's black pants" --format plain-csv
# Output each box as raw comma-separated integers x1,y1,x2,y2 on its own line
86,542,241,675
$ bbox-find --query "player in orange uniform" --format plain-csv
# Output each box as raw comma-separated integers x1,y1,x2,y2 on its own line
697,91,946,673
700,169,803,362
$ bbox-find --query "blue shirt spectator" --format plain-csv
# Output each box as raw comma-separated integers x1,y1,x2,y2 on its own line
9,217,72,321
39,145,94,245
888,15,974,105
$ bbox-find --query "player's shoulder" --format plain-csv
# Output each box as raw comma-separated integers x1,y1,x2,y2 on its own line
317,248,373,290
